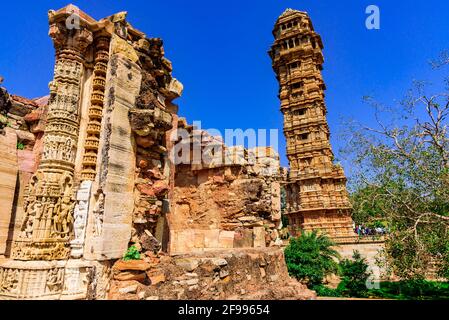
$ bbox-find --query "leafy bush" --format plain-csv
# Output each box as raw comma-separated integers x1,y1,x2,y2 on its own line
337,251,371,297
313,285,342,297
284,231,340,287
16,141,25,150
123,245,141,261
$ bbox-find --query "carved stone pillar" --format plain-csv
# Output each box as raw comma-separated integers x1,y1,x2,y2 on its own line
83,34,141,260
69,37,110,259
80,37,110,181
10,22,93,261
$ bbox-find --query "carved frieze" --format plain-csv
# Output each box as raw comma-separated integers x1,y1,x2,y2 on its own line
70,181,93,258
0,261,94,299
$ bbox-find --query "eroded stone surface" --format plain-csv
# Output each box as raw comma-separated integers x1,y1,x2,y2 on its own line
109,248,316,300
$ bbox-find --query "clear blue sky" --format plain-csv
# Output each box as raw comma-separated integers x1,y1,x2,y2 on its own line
1,0,448,168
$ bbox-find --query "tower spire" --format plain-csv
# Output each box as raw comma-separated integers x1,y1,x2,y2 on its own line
269,9,355,241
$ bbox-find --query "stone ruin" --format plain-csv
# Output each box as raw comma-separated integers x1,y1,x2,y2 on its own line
169,120,284,254
0,5,383,300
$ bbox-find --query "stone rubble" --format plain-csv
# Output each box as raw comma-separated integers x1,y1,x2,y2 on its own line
109,248,315,300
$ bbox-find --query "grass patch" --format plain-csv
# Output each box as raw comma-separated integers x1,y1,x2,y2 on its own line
315,280,449,300
369,280,449,300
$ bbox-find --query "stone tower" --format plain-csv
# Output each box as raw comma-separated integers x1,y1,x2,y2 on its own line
269,9,355,241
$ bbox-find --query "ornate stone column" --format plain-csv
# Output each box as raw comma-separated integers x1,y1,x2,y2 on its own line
70,36,110,258
10,21,93,261
80,36,110,181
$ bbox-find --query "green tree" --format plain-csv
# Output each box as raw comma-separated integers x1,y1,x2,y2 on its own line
338,251,371,297
350,185,386,226
342,56,449,280
284,231,340,287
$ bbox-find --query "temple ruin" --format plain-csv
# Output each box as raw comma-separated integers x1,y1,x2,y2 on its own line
0,5,385,300
0,5,317,300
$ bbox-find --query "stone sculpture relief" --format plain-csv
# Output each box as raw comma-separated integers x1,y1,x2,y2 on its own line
92,190,105,237
71,181,93,258
0,269,19,295
46,268,65,292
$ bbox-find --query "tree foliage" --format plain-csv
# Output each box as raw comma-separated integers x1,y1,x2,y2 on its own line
337,251,371,297
342,57,449,279
284,231,340,287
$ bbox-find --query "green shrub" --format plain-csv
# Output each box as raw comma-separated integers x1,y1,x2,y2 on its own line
284,231,340,287
337,250,371,298
16,141,25,150
123,245,141,261
313,285,342,297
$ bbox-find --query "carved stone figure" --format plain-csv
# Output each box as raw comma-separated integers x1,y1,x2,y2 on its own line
53,197,75,237
93,192,105,237
73,201,87,240
46,268,64,292
0,269,19,294
70,180,93,258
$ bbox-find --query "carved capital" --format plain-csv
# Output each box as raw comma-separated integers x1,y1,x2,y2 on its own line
96,37,110,51
49,23,67,50
73,28,93,53
49,23,93,55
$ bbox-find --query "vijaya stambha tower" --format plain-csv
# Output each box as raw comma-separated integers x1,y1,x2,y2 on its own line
269,9,355,241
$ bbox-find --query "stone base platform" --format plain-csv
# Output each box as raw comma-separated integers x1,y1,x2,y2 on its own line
0,259,111,300
109,247,316,300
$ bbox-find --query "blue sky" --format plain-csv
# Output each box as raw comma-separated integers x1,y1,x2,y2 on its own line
0,0,448,169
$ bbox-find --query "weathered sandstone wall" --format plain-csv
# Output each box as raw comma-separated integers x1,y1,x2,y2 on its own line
169,122,283,254
0,128,18,257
